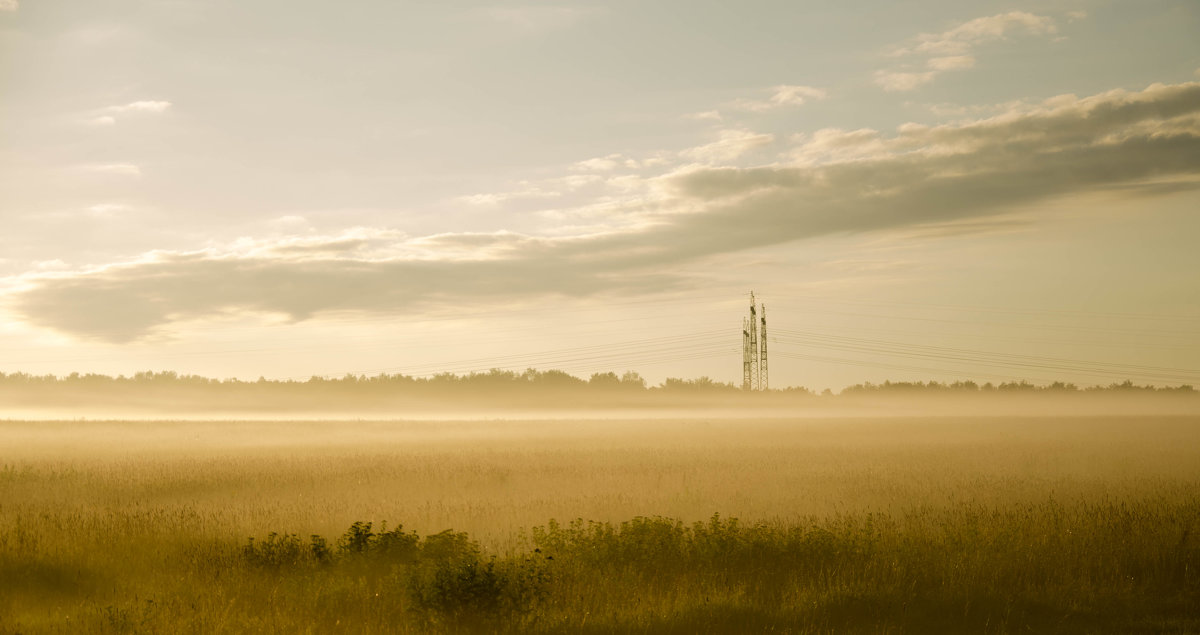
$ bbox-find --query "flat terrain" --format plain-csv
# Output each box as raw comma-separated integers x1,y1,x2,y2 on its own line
2,415,1198,633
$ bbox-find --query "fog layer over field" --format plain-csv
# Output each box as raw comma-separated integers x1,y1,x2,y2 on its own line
1,369,1197,420
5,416,1199,543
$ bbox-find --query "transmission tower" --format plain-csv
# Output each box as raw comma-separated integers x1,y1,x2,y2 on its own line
742,292,768,391
760,303,768,390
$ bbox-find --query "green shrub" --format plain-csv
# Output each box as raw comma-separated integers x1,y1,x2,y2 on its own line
419,529,477,565
375,522,420,562
310,534,331,562
407,551,551,629
241,532,307,568
332,520,420,562
337,521,375,554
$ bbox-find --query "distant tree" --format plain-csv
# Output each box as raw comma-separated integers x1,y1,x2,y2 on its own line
660,376,738,392
620,371,646,390
589,372,621,390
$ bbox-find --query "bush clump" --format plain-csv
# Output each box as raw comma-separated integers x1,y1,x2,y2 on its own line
336,521,420,561
241,521,553,628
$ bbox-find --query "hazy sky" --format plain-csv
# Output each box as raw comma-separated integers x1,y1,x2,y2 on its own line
1,0,1198,390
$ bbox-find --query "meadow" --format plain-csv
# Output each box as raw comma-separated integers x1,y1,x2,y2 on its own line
1,414,1198,633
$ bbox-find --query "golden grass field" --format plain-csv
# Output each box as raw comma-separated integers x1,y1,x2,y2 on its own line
2,414,1198,633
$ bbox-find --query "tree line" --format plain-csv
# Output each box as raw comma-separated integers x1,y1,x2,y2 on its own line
0,369,1192,401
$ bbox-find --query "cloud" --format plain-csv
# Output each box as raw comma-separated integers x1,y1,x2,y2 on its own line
78,101,171,127
8,232,677,342
31,260,69,272
788,128,887,165
877,12,1058,91
678,129,774,163
688,85,825,123
898,11,1057,57
9,82,1200,342
86,203,133,216
112,100,172,114
684,111,723,122
733,85,827,112
661,82,1200,252
457,172,615,208
457,191,554,206
874,71,936,92
81,100,171,126
0,0,17,12
456,181,577,207
572,154,624,172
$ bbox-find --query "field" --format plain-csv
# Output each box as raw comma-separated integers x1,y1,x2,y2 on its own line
2,414,1199,633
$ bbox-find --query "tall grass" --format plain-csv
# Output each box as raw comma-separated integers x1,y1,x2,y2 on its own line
2,416,1199,633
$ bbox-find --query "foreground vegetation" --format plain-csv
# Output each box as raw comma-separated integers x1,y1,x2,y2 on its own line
4,503,1198,634
3,416,1199,633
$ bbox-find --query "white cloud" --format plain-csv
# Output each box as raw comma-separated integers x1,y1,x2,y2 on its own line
684,110,723,122
903,11,1057,57
878,12,1059,91
458,173,610,207
86,203,133,216
32,260,69,271
268,215,313,231
572,154,623,172
81,100,172,126
733,85,827,112
0,0,17,12
605,175,647,192
456,184,563,207
112,100,172,114
874,71,936,92
458,193,523,207
788,128,887,165
83,163,142,177
679,129,774,163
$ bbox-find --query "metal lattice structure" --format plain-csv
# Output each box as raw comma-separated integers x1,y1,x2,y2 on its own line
742,292,768,391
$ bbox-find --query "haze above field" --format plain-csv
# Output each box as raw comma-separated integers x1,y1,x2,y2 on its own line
1,1,1198,389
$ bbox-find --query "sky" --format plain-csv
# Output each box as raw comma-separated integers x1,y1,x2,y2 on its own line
1,0,1198,391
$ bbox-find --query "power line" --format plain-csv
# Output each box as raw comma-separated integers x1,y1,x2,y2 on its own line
771,350,1059,384
771,329,1200,384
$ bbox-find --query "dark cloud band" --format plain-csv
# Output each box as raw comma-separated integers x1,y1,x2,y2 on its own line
10,82,1200,342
